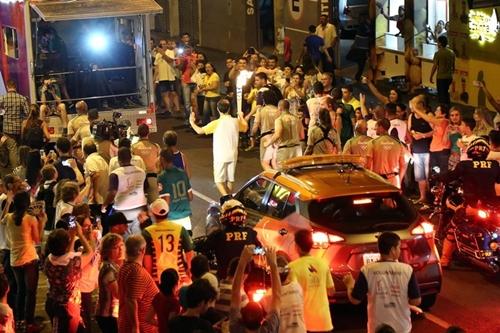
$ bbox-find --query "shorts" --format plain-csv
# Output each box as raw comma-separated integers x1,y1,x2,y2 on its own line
158,80,176,93
262,144,277,162
170,216,192,231
413,152,430,182
213,160,236,183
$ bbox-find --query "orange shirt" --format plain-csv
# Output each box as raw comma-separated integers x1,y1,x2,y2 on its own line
132,139,160,173
430,119,451,152
366,135,405,175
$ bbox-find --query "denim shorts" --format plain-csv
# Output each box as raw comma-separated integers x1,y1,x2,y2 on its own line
413,152,430,182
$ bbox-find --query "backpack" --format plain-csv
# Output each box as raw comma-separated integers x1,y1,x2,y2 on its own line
313,125,336,148
23,122,45,149
36,181,56,230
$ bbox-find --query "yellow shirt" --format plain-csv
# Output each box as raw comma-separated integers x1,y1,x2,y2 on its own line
203,72,220,98
289,255,334,332
316,23,337,48
342,97,361,111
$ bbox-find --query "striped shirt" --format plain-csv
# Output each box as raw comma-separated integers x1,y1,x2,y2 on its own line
214,280,248,316
118,262,159,333
0,91,29,135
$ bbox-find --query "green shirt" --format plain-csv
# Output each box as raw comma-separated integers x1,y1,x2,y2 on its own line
158,167,192,220
433,47,455,80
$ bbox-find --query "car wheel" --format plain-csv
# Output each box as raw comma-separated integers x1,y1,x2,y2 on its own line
421,294,438,310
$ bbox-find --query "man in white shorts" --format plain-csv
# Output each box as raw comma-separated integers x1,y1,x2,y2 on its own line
189,99,248,195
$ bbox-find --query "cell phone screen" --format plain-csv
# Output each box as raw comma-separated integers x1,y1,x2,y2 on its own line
68,215,77,229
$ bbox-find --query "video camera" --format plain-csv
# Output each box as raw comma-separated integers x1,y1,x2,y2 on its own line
91,111,131,141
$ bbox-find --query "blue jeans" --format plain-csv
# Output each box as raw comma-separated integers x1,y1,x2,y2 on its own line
202,96,221,125
182,83,196,120
12,260,39,324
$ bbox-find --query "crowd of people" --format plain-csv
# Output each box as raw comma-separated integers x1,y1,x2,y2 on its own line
0,14,495,333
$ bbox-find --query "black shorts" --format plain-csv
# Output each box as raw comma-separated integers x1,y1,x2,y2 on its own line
158,80,176,93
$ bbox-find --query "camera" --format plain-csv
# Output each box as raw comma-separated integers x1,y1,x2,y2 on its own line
92,112,129,141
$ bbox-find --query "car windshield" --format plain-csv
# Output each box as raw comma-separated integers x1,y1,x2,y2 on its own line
307,192,417,234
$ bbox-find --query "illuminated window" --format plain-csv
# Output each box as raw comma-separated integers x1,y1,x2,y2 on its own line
3,26,19,59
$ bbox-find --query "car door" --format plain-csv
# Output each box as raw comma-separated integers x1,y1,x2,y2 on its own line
234,176,273,228
255,183,298,254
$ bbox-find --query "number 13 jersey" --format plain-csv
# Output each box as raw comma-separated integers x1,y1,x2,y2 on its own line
143,220,193,283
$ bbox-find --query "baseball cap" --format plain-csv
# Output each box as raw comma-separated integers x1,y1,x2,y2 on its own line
151,199,170,217
108,212,129,227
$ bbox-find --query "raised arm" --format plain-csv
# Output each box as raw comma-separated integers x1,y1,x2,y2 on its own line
265,247,281,314
365,79,389,105
479,81,500,114
231,245,254,309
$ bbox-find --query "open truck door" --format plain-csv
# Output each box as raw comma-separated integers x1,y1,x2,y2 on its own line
27,0,162,139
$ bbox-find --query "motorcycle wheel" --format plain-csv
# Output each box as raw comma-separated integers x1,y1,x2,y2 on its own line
421,294,438,310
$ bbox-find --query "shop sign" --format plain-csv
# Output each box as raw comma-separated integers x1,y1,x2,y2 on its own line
246,0,255,15
320,0,329,16
469,9,499,43
289,0,303,20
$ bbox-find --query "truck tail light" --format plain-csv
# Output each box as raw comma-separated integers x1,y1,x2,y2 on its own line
312,231,345,249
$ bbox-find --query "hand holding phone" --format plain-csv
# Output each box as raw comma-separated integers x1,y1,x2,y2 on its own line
253,247,265,255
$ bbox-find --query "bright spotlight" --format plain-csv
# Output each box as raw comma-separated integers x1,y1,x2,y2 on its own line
88,33,107,52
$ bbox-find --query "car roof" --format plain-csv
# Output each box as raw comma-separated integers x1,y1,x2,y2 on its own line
261,158,398,201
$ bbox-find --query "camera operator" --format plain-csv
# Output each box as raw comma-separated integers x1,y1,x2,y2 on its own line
39,77,68,129
91,115,122,164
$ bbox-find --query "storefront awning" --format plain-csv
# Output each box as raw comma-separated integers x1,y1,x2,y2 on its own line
30,0,163,21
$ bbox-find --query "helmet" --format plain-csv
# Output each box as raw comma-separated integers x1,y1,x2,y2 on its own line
220,199,247,226
466,137,490,160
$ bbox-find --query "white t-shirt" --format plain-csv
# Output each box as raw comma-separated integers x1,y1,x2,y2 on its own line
84,152,109,205
203,115,243,163
352,261,420,333
262,281,306,333
389,118,407,143
108,155,146,173
367,119,378,138
155,50,176,81
306,97,322,129
112,165,147,211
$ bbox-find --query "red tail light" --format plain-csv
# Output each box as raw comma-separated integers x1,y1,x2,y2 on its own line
478,209,489,219
251,289,266,302
411,222,434,237
312,231,345,249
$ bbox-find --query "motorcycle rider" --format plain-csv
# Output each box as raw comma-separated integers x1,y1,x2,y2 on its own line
440,137,500,267
204,199,261,279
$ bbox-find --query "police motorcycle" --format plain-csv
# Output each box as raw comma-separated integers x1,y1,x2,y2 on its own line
194,198,271,303
430,145,500,274
428,167,464,243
